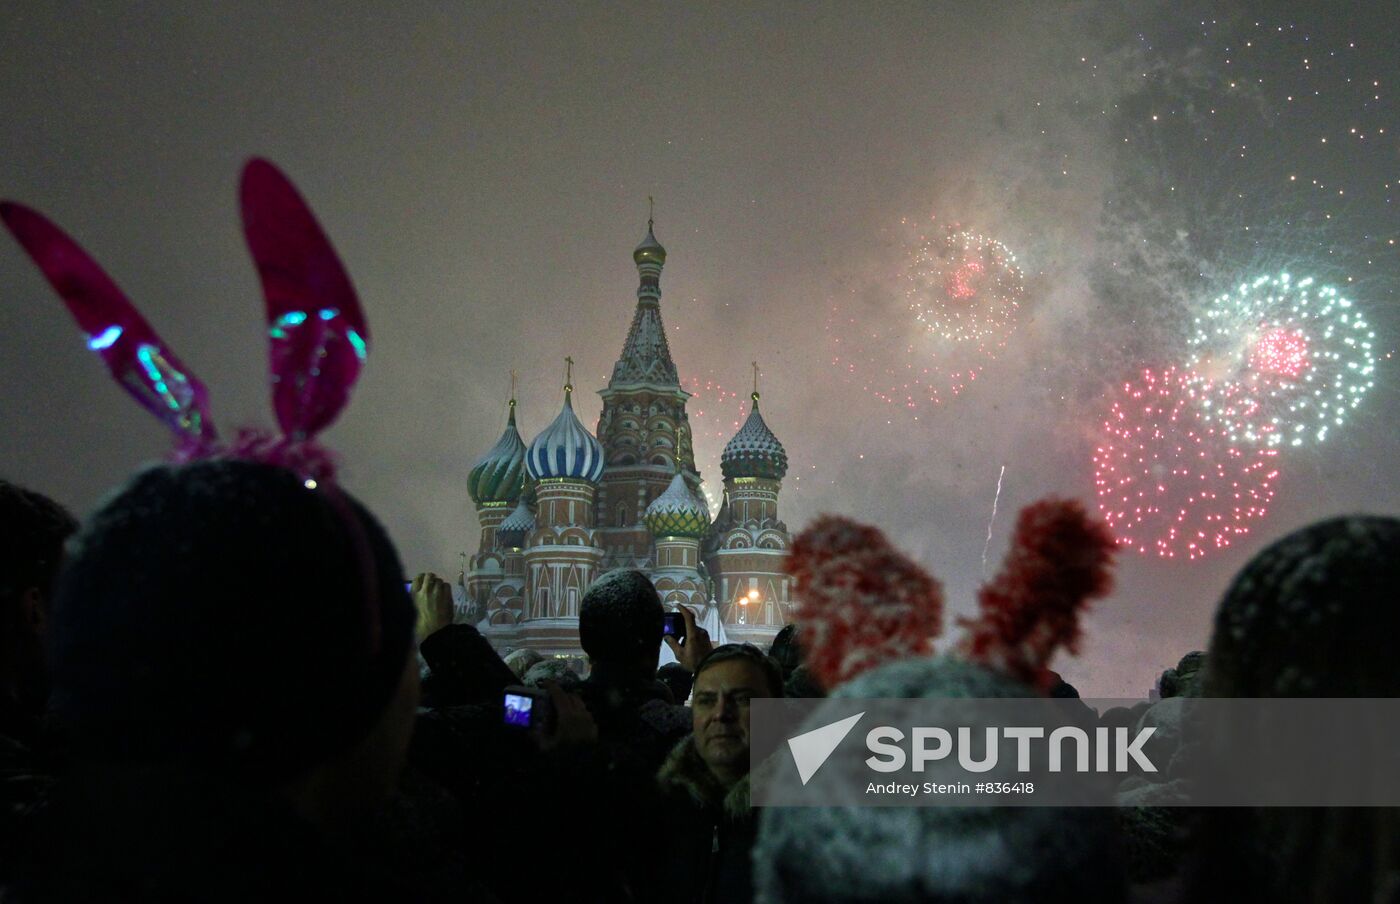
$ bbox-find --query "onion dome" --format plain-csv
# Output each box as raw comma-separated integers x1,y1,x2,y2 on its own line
526,383,605,483
633,218,666,268
645,471,710,538
496,498,536,548
721,392,788,480
468,400,527,505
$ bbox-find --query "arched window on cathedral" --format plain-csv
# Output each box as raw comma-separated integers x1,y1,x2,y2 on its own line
617,504,628,527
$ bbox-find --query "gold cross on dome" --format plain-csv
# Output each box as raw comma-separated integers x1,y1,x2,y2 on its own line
564,356,574,391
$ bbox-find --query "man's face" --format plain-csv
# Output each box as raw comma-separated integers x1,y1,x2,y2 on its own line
691,659,769,775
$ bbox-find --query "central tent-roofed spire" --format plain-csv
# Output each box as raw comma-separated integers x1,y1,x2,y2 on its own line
609,207,679,388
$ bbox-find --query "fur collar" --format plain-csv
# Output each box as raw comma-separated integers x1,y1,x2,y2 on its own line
657,735,751,819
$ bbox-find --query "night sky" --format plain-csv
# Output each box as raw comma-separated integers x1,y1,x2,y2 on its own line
2,2,1396,696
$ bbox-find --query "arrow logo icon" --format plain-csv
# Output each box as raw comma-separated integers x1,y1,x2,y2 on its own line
787,711,864,785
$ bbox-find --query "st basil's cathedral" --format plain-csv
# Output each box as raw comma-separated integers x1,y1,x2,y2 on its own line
464,217,796,658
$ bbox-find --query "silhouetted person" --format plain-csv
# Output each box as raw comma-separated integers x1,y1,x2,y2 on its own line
1192,516,1400,903
0,480,77,873
577,570,691,770
17,461,421,900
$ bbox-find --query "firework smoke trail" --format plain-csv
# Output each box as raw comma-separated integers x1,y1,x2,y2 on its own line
981,464,1006,577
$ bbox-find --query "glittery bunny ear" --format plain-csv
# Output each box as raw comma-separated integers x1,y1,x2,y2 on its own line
0,201,218,453
239,158,368,441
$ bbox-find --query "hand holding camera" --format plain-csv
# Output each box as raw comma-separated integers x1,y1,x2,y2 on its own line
411,571,455,639
502,680,597,751
662,604,713,673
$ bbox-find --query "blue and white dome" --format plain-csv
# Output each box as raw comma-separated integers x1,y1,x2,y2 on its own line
526,389,606,483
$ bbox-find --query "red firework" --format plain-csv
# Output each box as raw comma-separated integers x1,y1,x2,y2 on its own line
1092,367,1281,561
682,372,746,503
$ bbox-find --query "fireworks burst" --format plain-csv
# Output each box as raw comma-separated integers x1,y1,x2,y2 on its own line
907,227,1024,350
1092,366,1280,561
1185,273,1377,447
825,221,1027,414
682,372,746,510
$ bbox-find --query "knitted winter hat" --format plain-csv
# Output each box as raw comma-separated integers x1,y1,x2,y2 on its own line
578,569,663,666
1205,515,1400,697
523,658,582,692
786,516,944,690
789,498,1116,692
503,648,545,680
753,656,1126,904
50,459,416,780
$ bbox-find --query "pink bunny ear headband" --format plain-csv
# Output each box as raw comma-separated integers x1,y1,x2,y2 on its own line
3,160,388,657
787,498,1118,693
0,158,368,485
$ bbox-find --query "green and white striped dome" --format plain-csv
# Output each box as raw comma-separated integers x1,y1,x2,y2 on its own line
468,402,527,505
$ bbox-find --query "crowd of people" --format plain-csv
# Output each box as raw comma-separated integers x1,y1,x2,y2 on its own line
2,467,1398,902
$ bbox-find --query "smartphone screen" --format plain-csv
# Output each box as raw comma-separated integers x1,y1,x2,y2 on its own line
405,581,413,592
503,692,534,728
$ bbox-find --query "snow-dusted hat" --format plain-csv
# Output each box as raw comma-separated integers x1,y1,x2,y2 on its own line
755,500,1123,902
752,655,1126,904
1206,515,1400,697
788,498,1117,692
578,569,663,663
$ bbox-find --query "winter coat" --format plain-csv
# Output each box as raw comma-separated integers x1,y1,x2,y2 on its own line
578,674,692,775
650,735,756,904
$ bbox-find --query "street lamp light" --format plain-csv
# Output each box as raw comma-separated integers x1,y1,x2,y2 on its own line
739,589,760,625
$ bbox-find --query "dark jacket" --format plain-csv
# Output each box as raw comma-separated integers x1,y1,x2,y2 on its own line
651,736,755,904
578,673,691,775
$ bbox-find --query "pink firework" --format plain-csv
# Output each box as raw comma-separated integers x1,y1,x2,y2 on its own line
824,220,1025,416
907,226,1023,349
825,300,982,411
1248,326,1310,379
682,372,746,500
1092,366,1280,561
